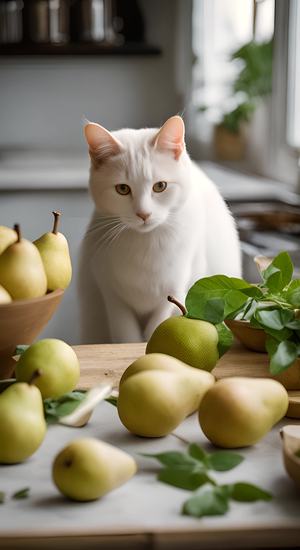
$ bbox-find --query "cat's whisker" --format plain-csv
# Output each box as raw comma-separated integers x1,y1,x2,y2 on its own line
95,222,126,249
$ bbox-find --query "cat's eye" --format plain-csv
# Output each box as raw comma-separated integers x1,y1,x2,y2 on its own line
153,181,167,193
115,184,131,196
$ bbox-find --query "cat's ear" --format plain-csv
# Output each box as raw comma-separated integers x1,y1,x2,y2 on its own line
84,122,123,162
153,116,185,160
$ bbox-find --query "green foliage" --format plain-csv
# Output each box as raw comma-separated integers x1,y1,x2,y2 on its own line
14,345,29,356
144,443,271,519
0,487,31,504
43,391,87,424
220,101,255,134
105,395,118,407
185,251,300,374
220,39,273,133
232,40,273,97
12,487,30,499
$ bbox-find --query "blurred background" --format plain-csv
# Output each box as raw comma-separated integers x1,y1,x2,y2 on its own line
0,0,299,343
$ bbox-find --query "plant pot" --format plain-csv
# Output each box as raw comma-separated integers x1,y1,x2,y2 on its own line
225,319,300,390
213,125,247,161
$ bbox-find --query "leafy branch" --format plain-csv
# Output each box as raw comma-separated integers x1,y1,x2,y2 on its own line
142,443,272,518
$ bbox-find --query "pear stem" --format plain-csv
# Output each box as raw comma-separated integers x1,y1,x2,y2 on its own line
52,211,61,235
28,369,42,385
167,295,187,316
14,224,21,243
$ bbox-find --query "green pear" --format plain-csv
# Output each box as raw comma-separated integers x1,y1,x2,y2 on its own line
199,377,289,448
0,225,47,300
0,378,47,464
52,438,137,501
0,284,12,304
120,353,215,415
16,339,80,399
34,211,72,291
146,298,219,371
0,225,17,254
118,370,192,437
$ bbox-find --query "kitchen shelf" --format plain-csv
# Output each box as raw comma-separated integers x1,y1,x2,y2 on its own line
0,42,162,57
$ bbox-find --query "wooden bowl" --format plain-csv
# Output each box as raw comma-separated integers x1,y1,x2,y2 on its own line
225,319,300,390
225,319,267,352
0,289,63,379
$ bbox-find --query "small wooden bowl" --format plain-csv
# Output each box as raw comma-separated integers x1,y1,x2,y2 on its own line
0,289,63,379
225,319,267,352
225,319,300,391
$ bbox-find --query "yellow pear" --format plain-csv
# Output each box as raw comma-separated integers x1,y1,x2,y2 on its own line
16,338,80,399
34,211,72,291
0,225,47,300
118,354,215,437
0,377,47,464
52,438,137,501
120,353,214,415
0,225,17,254
199,377,289,448
0,284,12,304
118,370,192,437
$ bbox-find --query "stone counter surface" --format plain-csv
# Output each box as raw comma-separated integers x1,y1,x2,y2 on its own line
0,343,299,549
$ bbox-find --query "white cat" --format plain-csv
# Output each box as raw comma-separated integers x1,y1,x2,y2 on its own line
79,116,241,344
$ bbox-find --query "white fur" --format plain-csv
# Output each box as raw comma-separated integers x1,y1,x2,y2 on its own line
79,118,241,343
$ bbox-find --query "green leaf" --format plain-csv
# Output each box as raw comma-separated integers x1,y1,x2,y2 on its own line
294,449,300,459
182,484,230,518
207,451,244,472
13,487,30,499
158,467,215,491
185,275,261,323
43,391,87,424
223,290,251,318
285,280,300,307
14,345,29,356
254,309,294,331
215,322,234,357
262,252,294,291
229,482,272,502
0,491,5,504
188,443,208,464
268,340,298,375
285,319,300,330
105,395,118,407
141,451,197,468
203,297,225,323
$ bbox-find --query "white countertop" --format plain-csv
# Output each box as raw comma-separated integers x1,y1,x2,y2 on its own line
0,400,299,548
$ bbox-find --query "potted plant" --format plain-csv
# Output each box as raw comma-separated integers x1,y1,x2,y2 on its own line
185,251,300,390
200,39,273,161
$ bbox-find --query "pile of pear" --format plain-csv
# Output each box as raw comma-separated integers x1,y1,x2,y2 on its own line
0,211,72,303
117,300,290,448
0,338,137,503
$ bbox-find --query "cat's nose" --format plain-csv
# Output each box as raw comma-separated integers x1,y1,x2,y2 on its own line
136,211,152,222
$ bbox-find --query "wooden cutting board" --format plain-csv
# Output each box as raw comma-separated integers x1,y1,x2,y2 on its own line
74,342,300,418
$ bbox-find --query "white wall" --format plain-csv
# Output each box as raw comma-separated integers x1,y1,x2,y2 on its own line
0,0,182,151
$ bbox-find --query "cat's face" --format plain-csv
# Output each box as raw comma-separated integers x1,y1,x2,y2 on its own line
85,117,190,233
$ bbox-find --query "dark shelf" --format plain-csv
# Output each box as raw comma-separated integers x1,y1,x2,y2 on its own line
0,42,162,57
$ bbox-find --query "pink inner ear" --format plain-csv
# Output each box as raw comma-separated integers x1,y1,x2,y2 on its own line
84,123,123,161
153,116,185,160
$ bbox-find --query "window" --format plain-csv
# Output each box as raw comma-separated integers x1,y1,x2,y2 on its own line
189,0,300,191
